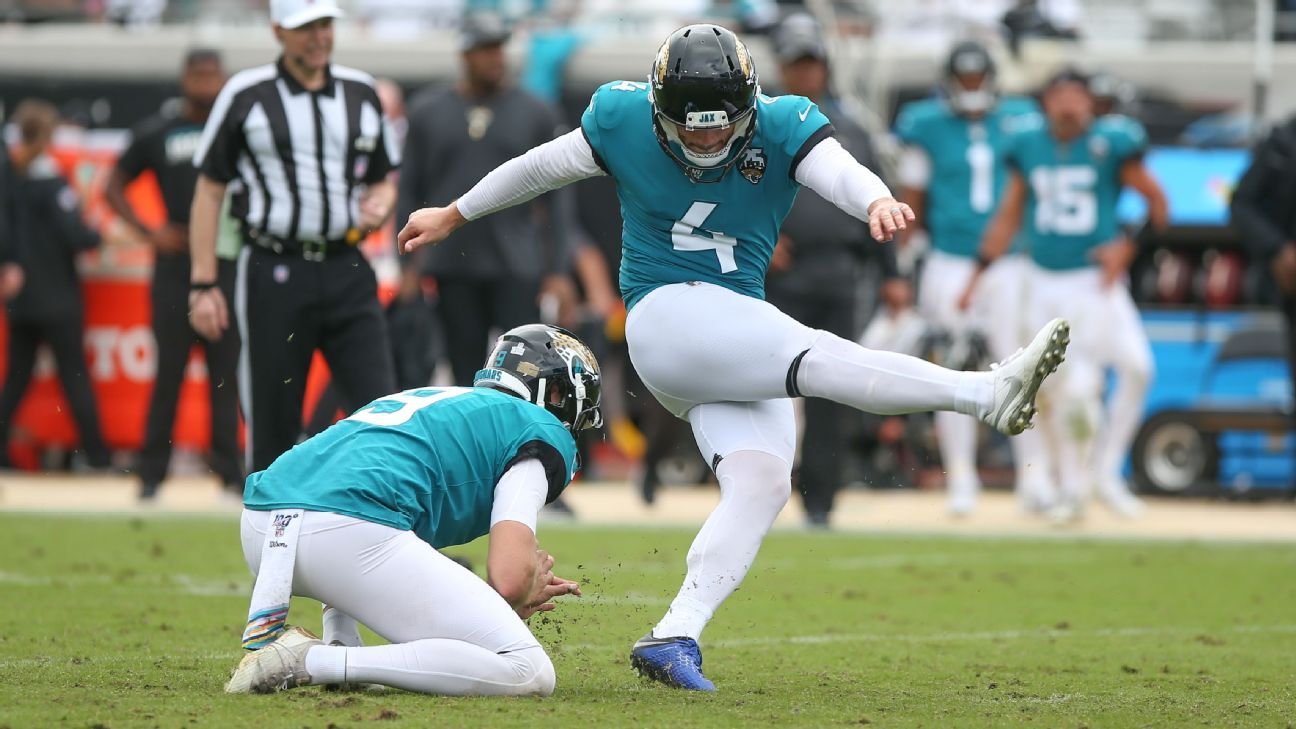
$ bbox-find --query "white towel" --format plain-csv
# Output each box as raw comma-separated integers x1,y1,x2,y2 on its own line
241,509,304,650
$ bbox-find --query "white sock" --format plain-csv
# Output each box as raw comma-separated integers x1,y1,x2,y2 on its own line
322,605,363,647
797,333,991,418
304,644,348,685
310,641,554,696
652,451,790,641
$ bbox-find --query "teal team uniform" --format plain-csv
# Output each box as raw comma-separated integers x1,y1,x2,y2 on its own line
894,96,1039,258
243,387,578,549
580,80,832,309
1005,113,1148,271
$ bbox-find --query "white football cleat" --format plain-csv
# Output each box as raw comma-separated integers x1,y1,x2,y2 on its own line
982,319,1070,436
225,626,321,694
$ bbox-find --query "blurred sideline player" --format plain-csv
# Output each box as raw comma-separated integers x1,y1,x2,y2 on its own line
964,69,1167,522
895,41,1052,515
224,325,598,696
399,24,1069,690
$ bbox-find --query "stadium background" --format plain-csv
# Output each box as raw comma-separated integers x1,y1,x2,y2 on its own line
2,0,1295,501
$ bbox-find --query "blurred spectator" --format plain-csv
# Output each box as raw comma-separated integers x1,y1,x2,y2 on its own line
0,99,111,470
352,0,462,39
1002,0,1081,54
765,14,909,527
398,12,571,388
104,0,166,26
104,49,241,501
1230,112,1296,441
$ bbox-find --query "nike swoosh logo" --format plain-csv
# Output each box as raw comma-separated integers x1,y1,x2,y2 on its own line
798,105,811,122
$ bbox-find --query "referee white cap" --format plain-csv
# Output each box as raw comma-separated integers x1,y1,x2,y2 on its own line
271,0,344,29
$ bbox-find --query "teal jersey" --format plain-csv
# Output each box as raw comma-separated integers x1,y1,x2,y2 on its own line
1006,113,1148,271
243,387,578,549
894,96,1039,258
580,81,832,309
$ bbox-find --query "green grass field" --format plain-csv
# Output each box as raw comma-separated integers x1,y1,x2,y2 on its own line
1,513,1293,728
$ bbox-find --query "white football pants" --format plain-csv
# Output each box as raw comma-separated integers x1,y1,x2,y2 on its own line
240,509,554,696
919,251,1054,508
625,282,994,640
1027,265,1153,504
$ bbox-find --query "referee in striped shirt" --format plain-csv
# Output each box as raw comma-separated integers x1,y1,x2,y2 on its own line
188,0,398,472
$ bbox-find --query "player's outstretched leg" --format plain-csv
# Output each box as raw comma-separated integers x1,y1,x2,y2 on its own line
793,318,1070,435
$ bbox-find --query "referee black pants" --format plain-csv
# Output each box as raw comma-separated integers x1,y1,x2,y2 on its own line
236,246,395,472
137,254,242,488
0,311,110,467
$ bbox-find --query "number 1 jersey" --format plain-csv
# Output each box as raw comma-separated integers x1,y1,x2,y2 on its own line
580,81,832,309
243,388,578,549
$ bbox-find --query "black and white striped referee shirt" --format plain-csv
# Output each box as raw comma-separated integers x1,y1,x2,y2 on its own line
193,58,400,243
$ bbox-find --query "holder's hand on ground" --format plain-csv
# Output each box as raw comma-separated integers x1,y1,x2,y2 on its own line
188,287,229,341
866,197,916,243
399,204,466,253
518,574,582,620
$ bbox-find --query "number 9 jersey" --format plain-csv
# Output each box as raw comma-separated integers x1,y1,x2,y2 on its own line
580,80,832,309
1006,113,1149,271
243,387,578,549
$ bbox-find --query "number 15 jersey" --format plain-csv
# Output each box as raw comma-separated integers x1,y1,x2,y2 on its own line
580,80,832,309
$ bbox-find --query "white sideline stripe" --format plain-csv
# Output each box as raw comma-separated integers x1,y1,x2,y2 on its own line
557,623,1296,653
0,571,248,596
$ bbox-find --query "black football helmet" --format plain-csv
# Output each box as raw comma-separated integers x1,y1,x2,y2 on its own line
649,24,759,183
943,40,998,116
473,324,603,434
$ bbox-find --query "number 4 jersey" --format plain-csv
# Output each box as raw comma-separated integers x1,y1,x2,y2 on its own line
243,388,578,549
1006,113,1148,271
581,80,832,309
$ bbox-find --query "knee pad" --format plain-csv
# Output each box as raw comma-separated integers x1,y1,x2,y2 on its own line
716,450,793,512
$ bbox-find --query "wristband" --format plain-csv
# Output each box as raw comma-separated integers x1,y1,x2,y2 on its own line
975,254,994,271
190,281,219,292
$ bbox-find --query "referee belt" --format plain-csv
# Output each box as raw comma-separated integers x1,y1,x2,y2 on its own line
245,228,358,261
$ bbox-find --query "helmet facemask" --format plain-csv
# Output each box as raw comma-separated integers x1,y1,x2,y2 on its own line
648,24,759,183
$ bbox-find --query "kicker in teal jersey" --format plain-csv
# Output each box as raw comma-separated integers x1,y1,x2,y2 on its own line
242,387,578,549
580,81,833,309
894,96,1038,258
1006,113,1148,271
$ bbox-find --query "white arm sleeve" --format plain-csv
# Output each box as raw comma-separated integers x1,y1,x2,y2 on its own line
489,459,552,533
456,128,606,221
793,136,894,222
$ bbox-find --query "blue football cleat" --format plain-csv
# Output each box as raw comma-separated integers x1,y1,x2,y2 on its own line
630,633,717,691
